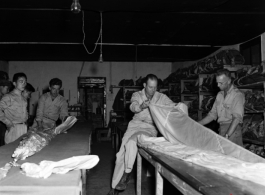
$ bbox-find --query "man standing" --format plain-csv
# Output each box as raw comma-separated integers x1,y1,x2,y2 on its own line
0,73,28,144
33,78,68,130
108,74,176,195
198,69,245,146
22,83,35,100
0,80,12,146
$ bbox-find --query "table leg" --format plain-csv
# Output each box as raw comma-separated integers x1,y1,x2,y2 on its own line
137,152,142,195
155,163,163,195
81,169,87,195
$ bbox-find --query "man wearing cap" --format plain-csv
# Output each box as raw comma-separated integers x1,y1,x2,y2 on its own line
0,80,12,146
32,78,68,130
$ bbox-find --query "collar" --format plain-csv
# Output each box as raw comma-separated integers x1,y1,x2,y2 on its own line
220,84,235,96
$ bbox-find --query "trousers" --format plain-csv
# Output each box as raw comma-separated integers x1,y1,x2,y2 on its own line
219,123,243,146
5,124,27,144
111,120,157,189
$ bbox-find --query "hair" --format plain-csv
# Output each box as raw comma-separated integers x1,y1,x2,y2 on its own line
24,83,35,92
216,69,231,79
13,72,27,82
49,78,62,88
144,74,158,84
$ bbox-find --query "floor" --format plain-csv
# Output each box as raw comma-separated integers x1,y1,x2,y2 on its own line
86,137,182,195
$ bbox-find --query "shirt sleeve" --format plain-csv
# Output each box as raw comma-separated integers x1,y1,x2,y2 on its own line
59,98,68,120
207,94,219,121
231,92,245,123
35,95,46,122
0,95,13,126
130,92,142,113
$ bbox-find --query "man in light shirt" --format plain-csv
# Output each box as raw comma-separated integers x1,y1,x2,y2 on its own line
0,73,28,144
198,69,245,146
108,74,177,195
32,78,68,130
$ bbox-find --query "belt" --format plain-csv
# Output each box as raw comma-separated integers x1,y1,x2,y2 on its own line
43,116,56,122
219,122,243,127
141,120,154,125
14,122,25,125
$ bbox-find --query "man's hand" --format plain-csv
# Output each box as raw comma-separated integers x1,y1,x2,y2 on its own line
140,100,150,110
6,123,14,132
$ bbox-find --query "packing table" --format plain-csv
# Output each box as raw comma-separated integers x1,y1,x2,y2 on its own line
137,147,265,195
0,121,92,195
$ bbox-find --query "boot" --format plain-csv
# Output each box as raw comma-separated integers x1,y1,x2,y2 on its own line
107,188,119,195
115,172,131,190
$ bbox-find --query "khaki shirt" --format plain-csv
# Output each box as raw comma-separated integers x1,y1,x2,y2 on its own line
130,88,176,123
36,92,68,122
0,90,28,126
208,85,245,124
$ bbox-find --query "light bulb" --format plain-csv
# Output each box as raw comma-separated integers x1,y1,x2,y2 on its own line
99,53,103,63
71,0,81,14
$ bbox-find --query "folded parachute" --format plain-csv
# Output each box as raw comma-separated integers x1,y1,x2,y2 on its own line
149,103,265,163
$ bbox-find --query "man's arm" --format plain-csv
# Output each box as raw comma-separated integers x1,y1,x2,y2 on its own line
0,95,14,130
59,99,68,122
35,95,46,129
225,93,245,138
130,92,148,113
198,95,218,125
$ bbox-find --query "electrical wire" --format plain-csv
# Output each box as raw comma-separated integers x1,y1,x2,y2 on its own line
82,11,102,55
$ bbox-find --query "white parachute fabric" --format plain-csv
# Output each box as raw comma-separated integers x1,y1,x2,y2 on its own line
149,103,265,163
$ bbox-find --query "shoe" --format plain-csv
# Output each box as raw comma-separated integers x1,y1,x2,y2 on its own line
107,188,119,195
115,172,131,190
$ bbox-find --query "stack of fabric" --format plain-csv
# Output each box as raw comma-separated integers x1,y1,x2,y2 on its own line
163,49,245,84
234,64,265,86
201,96,216,111
242,114,264,142
244,90,265,112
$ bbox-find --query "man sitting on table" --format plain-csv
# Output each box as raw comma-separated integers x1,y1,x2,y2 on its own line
198,69,245,146
32,78,68,130
107,74,177,195
0,73,28,144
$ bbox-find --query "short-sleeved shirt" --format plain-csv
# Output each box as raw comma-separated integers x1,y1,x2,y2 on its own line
35,92,68,123
0,91,28,126
208,85,245,124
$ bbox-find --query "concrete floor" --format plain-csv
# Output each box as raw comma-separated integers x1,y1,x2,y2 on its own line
86,138,181,195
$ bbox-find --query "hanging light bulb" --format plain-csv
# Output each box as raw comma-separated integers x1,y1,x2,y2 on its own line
98,12,103,63
71,0,81,14
99,53,103,63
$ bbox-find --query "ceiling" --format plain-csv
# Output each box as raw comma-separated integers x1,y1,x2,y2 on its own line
0,0,264,62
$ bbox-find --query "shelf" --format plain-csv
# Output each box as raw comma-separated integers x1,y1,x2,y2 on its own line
181,93,198,96
245,110,264,114
243,138,264,146
199,91,216,95
236,82,264,89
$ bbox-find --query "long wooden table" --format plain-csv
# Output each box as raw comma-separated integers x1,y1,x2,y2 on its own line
0,121,92,195
137,147,265,195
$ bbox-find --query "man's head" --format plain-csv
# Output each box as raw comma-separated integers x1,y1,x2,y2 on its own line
143,74,158,98
49,78,62,98
215,69,232,91
13,73,27,92
22,83,35,99
0,80,11,96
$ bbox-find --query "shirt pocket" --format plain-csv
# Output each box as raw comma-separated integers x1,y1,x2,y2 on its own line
10,99,26,116
223,103,232,118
